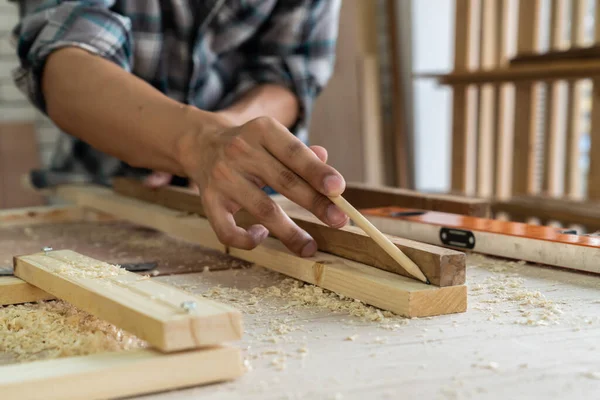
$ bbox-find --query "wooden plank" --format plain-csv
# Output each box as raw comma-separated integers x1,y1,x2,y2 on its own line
111,178,466,287
0,276,53,306
511,46,600,64
564,0,587,198
229,237,467,318
362,206,600,275
385,0,414,188
0,346,243,400
492,195,600,232
511,0,541,196
542,0,569,196
430,59,600,84
0,205,114,227
477,0,503,197
55,185,226,253
342,181,490,217
450,0,474,193
14,250,243,352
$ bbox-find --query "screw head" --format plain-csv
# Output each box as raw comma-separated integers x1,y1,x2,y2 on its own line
180,301,197,313
42,247,53,255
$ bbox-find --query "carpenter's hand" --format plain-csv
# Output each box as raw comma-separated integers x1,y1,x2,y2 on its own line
177,115,349,256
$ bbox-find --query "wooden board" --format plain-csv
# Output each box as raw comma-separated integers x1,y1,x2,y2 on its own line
0,276,53,305
0,346,243,400
342,182,490,217
50,184,467,317
0,205,114,227
229,237,467,318
362,207,600,275
492,195,600,231
111,178,466,287
14,250,243,352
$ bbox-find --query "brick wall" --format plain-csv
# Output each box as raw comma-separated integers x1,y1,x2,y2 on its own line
0,1,60,167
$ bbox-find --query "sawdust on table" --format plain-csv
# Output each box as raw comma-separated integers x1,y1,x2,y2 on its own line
0,301,146,363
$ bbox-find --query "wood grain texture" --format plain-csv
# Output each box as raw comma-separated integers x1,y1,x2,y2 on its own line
0,276,54,306
492,195,600,232
343,181,490,217
229,237,467,318
0,205,114,227
112,178,466,287
564,0,587,199
0,346,243,400
14,250,243,352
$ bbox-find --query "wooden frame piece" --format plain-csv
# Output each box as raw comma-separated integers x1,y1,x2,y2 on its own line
230,237,467,318
0,276,53,306
0,205,114,227
14,250,243,352
51,183,467,317
492,195,600,232
111,178,466,287
362,206,600,275
0,346,243,400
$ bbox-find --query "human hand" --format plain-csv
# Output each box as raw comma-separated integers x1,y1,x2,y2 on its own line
176,115,349,256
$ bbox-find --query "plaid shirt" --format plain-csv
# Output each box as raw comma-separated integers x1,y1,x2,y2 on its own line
12,0,340,184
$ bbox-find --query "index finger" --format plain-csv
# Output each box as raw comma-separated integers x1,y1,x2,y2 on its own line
260,125,345,197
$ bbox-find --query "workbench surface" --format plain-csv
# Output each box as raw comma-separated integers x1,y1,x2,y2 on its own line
2,204,600,399
140,254,600,400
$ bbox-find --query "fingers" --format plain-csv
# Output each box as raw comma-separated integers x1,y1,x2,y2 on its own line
202,190,269,250
256,119,345,196
144,171,172,188
243,149,348,228
309,145,328,163
219,171,318,256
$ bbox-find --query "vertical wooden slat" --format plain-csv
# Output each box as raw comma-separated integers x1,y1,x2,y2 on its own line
541,0,568,196
564,0,587,198
511,0,542,196
477,0,503,197
587,0,600,199
450,0,474,193
385,0,414,189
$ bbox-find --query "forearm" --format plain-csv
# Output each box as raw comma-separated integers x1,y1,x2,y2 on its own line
42,47,224,176
219,84,299,128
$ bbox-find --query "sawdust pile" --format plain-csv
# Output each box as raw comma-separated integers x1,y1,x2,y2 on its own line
467,254,564,326
201,270,407,329
0,301,145,363
52,256,127,279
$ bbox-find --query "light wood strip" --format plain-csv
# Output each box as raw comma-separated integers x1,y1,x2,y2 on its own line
564,0,587,198
0,276,54,306
477,0,503,197
14,250,242,352
451,0,474,193
542,0,568,196
229,237,467,318
0,346,243,400
512,0,542,196
112,178,467,287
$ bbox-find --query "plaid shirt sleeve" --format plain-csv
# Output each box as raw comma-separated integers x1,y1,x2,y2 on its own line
13,0,133,112
225,0,341,141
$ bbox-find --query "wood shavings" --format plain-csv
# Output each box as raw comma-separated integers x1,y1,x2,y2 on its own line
473,361,499,371
50,256,127,279
0,301,145,363
583,371,600,380
345,334,359,341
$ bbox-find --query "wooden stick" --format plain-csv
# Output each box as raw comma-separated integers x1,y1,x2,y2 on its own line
229,237,466,318
328,195,428,283
14,250,243,352
111,178,465,287
0,276,54,306
0,346,243,400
